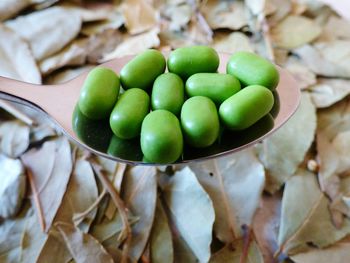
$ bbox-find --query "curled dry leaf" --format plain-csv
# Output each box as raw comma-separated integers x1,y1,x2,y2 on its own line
161,3,192,31
212,32,254,55
122,0,158,35
189,148,265,242
209,239,264,263
0,120,30,158
21,137,73,231
160,166,215,263
318,15,350,42
201,0,247,30
56,222,114,263
271,15,322,49
5,7,82,61
122,166,157,262
277,168,350,255
291,241,350,263
0,0,31,21
309,78,350,108
101,28,160,61
294,42,350,78
285,56,316,90
150,198,174,263
318,0,350,22
0,25,41,84
0,155,26,218
267,0,292,25
257,93,317,193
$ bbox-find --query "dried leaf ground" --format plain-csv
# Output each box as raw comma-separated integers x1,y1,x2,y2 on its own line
1,0,350,263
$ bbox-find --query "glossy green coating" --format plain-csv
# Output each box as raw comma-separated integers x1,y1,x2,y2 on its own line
226,51,280,90
78,67,120,120
167,46,219,79
110,88,150,139
181,96,220,148
219,85,274,130
185,73,241,105
141,110,183,164
120,49,166,90
151,73,185,115
107,135,142,161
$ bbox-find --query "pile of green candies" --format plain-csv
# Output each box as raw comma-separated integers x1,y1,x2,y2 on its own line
77,46,279,164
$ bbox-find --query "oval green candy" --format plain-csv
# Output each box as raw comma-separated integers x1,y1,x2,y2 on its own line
226,51,279,90
219,85,274,130
181,96,220,148
141,110,183,164
167,46,219,79
110,88,150,139
151,73,184,116
120,49,166,90
78,67,120,120
185,73,241,105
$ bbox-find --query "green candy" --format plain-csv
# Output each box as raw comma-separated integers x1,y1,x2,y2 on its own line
110,88,150,139
185,73,241,105
226,51,280,90
151,73,185,116
141,110,183,164
219,85,274,130
167,46,219,79
181,96,220,148
120,49,166,90
78,67,120,120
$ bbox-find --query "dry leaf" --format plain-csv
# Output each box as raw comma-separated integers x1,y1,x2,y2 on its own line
160,166,215,263
285,56,317,90
161,3,192,31
122,166,157,261
291,241,350,263
317,98,350,140
101,28,160,61
267,0,292,25
209,239,264,263
150,198,174,263
5,7,82,60
309,78,350,108
56,222,114,263
271,15,322,49
0,155,26,218
44,65,94,85
253,193,282,263
257,93,317,193
189,148,265,242
277,169,350,255
318,0,350,22
21,137,72,231
212,32,254,54
294,42,350,78
201,0,247,30
122,0,158,35
318,15,350,41
0,120,30,158
0,25,41,84
0,0,30,21
332,131,350,174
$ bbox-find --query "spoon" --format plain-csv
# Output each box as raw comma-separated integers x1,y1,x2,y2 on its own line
0,53,300,165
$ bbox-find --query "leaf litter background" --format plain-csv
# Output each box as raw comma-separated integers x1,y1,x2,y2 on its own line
1,0,350,262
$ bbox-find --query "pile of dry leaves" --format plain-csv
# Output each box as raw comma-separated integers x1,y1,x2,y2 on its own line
1,0,350,262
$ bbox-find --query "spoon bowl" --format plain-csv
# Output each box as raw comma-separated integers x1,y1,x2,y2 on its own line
0,52,300,165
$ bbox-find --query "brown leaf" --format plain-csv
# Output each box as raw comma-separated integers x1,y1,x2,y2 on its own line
21,137,73,231
271,15,322,49
5,7,82,60
56,222,114,263
0,155,26,218
0,25,41,84
44,65,94,85
122,166,157,262
201,0,247,30
122,0,158,35
318,0,350,22
0,0,31,21
285,56,317,90
0,120,30,158
212,32,254,54
257,93,317,193
161,3,192,31
318,15,350,42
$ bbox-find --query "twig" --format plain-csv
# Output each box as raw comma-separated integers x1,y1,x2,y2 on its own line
92,163,132,263
239,225,252,263
0,100,34,125
26,169,46,231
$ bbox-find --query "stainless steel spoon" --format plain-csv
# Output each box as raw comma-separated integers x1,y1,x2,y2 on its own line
0,53,300,165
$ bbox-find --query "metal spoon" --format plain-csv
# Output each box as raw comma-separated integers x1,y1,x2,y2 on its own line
0,53,300,165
